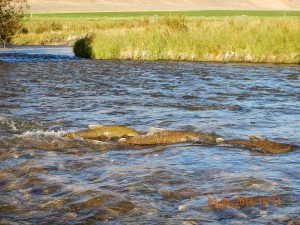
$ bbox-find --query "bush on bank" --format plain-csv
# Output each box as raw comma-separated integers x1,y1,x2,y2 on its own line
73,35,95,58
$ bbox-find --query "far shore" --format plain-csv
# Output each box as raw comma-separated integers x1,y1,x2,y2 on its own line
12,11,300,64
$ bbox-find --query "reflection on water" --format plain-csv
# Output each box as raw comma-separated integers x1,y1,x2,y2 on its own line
0,47,300,224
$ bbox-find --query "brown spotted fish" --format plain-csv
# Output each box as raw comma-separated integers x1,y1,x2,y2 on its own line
217,136,297,154
118,130,218,145
63,125,141,141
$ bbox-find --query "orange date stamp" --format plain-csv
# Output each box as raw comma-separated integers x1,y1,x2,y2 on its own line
208,196,281,207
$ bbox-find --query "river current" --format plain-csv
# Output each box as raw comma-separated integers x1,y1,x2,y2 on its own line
0,46,299,224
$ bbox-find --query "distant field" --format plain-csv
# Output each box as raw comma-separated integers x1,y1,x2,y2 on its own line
26,10,300,20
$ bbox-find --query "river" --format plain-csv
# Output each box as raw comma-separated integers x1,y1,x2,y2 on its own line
0,46,299,224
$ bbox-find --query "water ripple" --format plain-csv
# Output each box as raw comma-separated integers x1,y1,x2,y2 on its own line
0,47,299,224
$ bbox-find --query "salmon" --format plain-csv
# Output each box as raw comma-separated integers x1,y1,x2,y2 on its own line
118,130,218,145
63,125,141,141
218,136,297,154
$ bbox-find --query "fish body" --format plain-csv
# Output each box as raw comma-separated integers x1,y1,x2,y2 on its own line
63,125,141,141
220,138,296,154
118,130,218,145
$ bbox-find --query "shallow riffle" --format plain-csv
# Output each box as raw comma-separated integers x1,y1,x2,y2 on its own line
0,46,299,224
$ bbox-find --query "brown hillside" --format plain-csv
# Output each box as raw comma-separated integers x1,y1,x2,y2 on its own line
28,0,300,12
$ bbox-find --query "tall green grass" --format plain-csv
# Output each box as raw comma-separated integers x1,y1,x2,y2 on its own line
73,16,300,64
12,14,300,63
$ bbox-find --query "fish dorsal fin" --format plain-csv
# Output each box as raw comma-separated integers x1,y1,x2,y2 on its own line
147,127,166,134
88,124,104,129
249,135,266,141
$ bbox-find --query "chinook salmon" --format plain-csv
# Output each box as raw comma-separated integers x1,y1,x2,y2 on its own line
118,130,219,145
217,136,297,154
63,125,141,141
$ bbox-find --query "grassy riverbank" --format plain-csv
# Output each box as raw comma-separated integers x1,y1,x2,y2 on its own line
74,16,299,63
12,11,300,63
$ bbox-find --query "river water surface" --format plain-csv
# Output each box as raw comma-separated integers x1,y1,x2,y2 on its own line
0,46,299,224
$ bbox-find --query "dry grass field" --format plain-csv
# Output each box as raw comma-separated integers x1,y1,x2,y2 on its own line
28,0,300,12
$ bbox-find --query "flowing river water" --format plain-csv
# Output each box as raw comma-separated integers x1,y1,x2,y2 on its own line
0,46,299,224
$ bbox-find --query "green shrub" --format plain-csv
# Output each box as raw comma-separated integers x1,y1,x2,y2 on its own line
0,0,28,46
73,35,95,58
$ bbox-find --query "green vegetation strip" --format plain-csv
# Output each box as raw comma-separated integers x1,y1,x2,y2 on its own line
14,13,300,64
26,10,300,20
72,16,300,64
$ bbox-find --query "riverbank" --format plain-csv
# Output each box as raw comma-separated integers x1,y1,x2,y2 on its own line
73,16,299,64
12,12,300,64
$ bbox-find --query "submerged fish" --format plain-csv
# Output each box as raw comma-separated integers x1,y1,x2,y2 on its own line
118,130,219,145
217,136,297,154
63,125,141,141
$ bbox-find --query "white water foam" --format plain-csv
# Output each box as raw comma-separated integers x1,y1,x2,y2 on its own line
17,129,69,139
